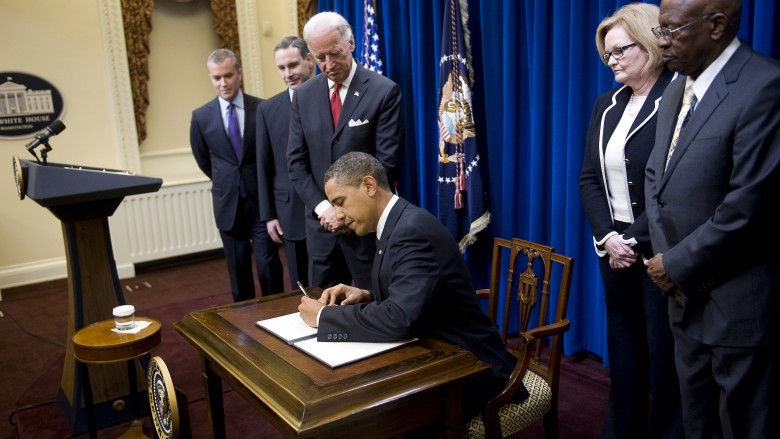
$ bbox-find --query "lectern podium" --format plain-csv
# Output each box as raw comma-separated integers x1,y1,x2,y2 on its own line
14,158,163,434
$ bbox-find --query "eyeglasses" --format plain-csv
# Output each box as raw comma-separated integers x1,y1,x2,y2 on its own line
652,15,712,40
602,43,637,63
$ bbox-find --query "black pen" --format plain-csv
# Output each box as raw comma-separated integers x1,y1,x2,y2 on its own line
297,281,313,298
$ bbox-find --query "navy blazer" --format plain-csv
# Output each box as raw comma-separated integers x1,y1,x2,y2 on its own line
287,63,402,258
190,93,261,231
646,43,780,346
580,68,675,255
317,198,515,380
256,90,306,241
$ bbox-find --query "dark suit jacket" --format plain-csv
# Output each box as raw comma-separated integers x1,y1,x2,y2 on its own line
256,90,305,241
190,93,261,231
646,43,780,346
580,68,675,255
287,63,402,258
317,198,515,381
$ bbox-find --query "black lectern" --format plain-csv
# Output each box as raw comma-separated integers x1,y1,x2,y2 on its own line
14,158,163,434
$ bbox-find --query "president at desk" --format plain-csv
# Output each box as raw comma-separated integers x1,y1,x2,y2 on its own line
176,290,495,438
298,152,526,418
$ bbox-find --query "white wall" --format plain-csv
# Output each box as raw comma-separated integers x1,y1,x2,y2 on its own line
0,0,299,293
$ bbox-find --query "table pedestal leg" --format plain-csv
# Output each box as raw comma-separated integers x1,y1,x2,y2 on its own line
80,363,98,439
203,357,226,439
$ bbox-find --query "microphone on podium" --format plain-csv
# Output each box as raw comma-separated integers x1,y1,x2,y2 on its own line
26,120,66,151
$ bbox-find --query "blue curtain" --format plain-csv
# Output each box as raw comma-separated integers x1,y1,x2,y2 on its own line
317,0,780,363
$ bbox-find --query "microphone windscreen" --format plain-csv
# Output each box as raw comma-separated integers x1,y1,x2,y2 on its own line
49,120,66,135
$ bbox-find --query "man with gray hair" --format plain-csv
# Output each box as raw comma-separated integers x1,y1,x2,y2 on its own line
287,11,403,290
190,48,283,301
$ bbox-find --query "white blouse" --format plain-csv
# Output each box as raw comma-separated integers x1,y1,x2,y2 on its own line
604,94,646,223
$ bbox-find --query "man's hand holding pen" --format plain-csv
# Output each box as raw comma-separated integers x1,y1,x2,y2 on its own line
298,281,323,326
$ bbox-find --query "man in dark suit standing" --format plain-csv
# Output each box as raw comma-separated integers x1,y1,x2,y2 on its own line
257,37,313,288
190,48,283,302
645,0,780,437
298,152,523,419
287,11,402,290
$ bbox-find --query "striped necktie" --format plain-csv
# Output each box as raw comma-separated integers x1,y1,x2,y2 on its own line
665,81,697,170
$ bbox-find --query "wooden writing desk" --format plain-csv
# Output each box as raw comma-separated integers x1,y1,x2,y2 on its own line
174,291,491,438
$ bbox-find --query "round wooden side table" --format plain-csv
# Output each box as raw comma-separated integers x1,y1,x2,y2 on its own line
73,317,162,439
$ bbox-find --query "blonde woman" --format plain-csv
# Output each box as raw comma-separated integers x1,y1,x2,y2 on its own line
579,3,683,438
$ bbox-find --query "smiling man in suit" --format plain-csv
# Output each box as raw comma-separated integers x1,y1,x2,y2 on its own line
256,37,313,288
644,0,780,437
190,48,283,302
287,11,403,290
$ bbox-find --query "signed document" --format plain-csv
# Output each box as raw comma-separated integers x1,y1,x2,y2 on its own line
257,312,417,368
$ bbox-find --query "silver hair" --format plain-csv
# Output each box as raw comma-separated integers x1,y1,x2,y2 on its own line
207,48,241,70
303,11,353,45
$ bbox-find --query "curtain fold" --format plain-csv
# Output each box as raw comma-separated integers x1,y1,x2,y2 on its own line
121,0,154,143
317,0,780,363
210,0,241,59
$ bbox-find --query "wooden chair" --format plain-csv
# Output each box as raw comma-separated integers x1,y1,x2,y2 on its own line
465,237,574,439
147,356,191,439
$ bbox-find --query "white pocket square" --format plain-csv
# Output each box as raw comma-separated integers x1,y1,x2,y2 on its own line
348,119,369,127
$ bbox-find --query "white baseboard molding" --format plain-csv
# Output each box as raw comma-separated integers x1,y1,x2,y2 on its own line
0,258,67,300
0,259,137,300
116,262,136,281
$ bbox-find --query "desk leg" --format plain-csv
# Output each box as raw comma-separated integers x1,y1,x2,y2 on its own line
126,359,140,418
80,363,98,439
202,357,226,439
440,386,465,439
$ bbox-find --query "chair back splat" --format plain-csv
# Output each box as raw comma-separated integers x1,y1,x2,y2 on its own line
466,237,574,439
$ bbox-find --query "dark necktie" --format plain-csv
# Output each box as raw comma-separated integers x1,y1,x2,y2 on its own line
227,103,247,197
227,103,243,158
330,83,342,128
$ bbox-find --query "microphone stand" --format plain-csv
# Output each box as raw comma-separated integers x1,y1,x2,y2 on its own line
28,147,40,164
27,141,53,165
40,141,52,165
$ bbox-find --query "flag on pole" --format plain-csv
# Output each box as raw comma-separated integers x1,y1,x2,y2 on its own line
437,0,490,253
360,0,383,75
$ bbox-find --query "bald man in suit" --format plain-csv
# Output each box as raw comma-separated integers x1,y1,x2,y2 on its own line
287,11,402,290
257,36,313,288
645,0,780,436
190,48,283,302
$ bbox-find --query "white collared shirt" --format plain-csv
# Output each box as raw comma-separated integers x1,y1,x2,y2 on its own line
328,59,357,105
377,195,399,240
689,37,740,109
219,91,245,136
